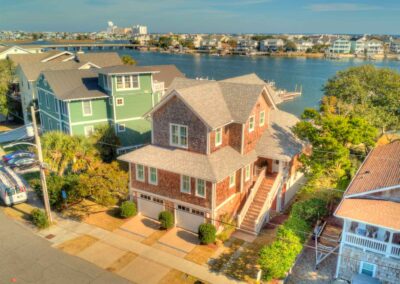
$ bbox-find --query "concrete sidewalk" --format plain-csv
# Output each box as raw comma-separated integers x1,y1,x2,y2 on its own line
50,217,243,284
0,211,130,284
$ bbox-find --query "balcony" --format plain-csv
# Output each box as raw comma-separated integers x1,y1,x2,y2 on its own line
343,221,400,259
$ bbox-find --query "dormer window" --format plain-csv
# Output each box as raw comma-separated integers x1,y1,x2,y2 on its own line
115,75,139,90
170,123,188,148
215,128,222,147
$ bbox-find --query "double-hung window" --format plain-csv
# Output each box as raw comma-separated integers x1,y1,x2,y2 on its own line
136,164,145,182
148,167,158,185
260,111,265,126
249,115,255,132
60,101,67,116
245,164,251,181
229,172,236,188
215,128,222,146
115,75,139,90
116,76,124,89
82,101,92,116
54,99,59,113
170,124,188,148
181,175,191,193
196,179,206,198
84,125,94,137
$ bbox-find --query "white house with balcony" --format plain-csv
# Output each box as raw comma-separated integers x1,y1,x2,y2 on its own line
334,141,400,284
259,38,284,52
328,38,351,54
390,39,400,54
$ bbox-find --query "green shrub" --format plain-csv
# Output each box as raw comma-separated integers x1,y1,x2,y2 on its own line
198,223,216,244
158,211,174,229
120,201,137,218
291,198,328,224
259,227,302,280
281,216,311,242
31,209,49,229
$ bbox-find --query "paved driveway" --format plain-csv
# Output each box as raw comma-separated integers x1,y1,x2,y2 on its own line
155,228,199,257
0,211,130,284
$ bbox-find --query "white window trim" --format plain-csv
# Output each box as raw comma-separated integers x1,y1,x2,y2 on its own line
180,175,191,194
148,167,158,185
359,261,376,277
260,110,265,126
115,75,140,91
248,115,255,132
135,164,145,182
118,123,126,133
84,125,94,137
45,94,50,108
116,98,124,106
170,123,188,149
245,164,251,181
195,179,206,198
215,127,222,147
82,101,92,116
229,172,236,188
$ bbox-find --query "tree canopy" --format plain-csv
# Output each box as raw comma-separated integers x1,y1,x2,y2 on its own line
0,59,15,117
323,65,400,131
89,124,121,163
121,55,136,65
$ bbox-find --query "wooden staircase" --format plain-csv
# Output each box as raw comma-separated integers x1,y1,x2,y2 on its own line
240,175,276,234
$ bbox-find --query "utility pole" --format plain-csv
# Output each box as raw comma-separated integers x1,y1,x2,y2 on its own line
31,106,53,223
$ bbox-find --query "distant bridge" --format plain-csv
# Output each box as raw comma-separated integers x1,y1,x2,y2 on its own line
34,43,145,52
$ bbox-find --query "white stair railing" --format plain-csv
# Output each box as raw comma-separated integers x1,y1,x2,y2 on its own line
237,167,266,227
254,172,283,233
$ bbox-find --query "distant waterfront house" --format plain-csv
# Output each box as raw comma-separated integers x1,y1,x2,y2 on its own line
235,39,259,53
8,51,122,124
350,36,367,54
366,39,384,56
328,38,351,54
118,73,304,234
334,141,400,284
390,39,400,54
259,39,284,52
37,65,184,152
295,40,314,52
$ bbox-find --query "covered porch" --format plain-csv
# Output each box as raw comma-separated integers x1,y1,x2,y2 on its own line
343,220,400,259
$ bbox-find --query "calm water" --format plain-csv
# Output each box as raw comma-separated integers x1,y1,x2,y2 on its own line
115,50,400,116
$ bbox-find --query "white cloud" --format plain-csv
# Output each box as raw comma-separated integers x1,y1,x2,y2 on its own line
308,3,382,12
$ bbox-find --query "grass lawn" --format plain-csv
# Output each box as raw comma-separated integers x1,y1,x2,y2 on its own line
57,234,99,255
185,243,219,265
159,269,207,284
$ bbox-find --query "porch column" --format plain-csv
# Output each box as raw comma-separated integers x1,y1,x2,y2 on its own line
386,230,394,257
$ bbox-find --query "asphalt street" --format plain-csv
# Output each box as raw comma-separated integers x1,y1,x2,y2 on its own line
0,211,131,284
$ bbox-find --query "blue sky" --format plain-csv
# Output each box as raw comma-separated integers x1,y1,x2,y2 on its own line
1,0,399,34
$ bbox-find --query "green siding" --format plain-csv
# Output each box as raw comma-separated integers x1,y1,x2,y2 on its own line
69,98,110,123
71,121,110,136
115,119,151,146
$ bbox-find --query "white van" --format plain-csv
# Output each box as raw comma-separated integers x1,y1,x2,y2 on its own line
0,168,27,206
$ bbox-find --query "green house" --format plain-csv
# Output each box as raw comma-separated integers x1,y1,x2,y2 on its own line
37,65,184,152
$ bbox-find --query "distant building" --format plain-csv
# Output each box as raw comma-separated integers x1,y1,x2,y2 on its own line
366,39,384,56
295,40,314,52
328,38,351,54
390,39,400,54
0,45,32,60
350,36,367,54
259,39,284,52
132,25,148,36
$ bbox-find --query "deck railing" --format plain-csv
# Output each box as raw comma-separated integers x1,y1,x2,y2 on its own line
345,232,400,259
237,167,266,227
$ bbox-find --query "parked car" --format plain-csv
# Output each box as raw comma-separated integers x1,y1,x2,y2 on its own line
7,157,38,170
2,150,35,163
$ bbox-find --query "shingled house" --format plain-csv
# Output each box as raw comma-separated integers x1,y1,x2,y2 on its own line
335,141,400,284
119,74,304,234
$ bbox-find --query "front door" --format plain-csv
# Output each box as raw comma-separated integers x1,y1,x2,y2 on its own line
272,160,280,173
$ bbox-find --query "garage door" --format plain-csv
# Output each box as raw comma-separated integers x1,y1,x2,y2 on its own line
138,194,164,220
175,205,205,233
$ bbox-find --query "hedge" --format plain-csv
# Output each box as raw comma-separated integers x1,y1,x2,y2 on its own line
258,198,328,280
198,223,216,244
120,201,137,218
158,211,174,229
31,208,49,229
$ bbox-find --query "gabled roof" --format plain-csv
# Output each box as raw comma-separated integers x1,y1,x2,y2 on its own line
0,45,32,55
335,141,400,230
256,110,302,161
345,141,400,196
41,69,107,101
150,74,278,129
8,50,69,65
16,52,122,81
119,145,258,182
144,65,185,88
